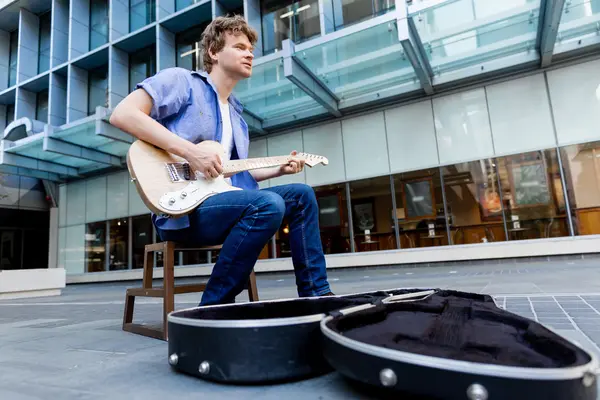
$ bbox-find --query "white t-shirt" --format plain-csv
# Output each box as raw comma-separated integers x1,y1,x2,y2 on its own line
219,100,234,183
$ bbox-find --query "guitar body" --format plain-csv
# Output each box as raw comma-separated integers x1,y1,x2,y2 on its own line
127,139,328,218
127,140,241,218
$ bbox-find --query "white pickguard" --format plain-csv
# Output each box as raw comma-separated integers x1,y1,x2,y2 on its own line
158,175,242,212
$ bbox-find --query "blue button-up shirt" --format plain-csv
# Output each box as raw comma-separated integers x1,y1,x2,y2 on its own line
135,67,259,231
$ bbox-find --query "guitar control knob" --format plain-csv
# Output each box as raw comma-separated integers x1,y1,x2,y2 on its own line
168,197,176,205
181,192,187,199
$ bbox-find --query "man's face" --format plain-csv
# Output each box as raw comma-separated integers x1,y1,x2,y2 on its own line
213,31,254,79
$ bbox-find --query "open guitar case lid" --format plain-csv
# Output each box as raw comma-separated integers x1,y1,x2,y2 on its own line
167,288,600,400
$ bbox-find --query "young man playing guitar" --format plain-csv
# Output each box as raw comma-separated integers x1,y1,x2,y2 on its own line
110,15,334,305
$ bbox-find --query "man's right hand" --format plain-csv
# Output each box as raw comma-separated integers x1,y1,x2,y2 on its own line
184,145,223,179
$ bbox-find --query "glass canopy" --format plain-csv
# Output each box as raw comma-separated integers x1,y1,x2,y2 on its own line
409,0,541,74
298,18,416,100
234,57,327,121
555,0,600,47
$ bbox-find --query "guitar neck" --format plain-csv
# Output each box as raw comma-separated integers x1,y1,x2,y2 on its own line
223,156,292,175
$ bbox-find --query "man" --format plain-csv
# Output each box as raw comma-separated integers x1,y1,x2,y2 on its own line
110,15,334,305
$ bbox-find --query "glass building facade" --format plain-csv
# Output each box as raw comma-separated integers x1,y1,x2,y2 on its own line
1,0,600,277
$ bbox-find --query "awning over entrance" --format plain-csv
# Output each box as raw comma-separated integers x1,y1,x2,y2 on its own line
0,107,129,182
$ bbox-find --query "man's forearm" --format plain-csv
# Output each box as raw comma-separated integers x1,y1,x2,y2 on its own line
250,167,283,182
109,90,196,161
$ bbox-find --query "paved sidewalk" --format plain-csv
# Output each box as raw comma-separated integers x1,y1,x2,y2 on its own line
1,258,600,399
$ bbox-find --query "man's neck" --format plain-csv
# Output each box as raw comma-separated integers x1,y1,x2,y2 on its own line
208,68,238,104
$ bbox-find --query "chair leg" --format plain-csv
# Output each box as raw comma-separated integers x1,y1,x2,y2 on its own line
247,270,259,302
142,244,154,289
162,241,175,340
123,292,135,327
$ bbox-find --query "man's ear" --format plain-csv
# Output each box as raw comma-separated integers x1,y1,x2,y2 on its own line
208,45,218,64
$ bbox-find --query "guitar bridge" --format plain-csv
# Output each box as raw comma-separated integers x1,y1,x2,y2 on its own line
165,162,194,182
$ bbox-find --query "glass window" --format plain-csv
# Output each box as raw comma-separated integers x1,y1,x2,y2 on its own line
129,45,156,92
0,229,22,270
109,218,128,270
497,149,569,240
88,64,108,115
560,141,600,236
442,160,506,245
348,176,396,252
36,90,48,123
130,0,156,32
176,23,210,71
332,0,395,30
85,221,106,272
394,169,449,248
89,0,109,50
38,11,51,74
5,104,15,127
22,228,49,269
132,214,152,269
8,30,18,87
261,0,321,54
314,183,351,255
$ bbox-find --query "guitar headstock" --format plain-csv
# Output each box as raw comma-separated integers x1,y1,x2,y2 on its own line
297,152,329,167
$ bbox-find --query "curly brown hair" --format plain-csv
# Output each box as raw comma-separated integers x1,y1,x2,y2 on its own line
201,15,258,73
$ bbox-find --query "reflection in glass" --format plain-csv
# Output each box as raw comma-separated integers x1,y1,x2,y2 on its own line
442,160,506,245
349,177,396,252
130,0,156,32
314,183,351,254
176,23,210,71
561,141,600,235
129,45,156,92
38,12,52,74
132,215,152,269
109,218,128,270
497,149,569,240
261,0,320,54
395,169,448,248
0,230,22,270
85,221,106,272
88,64,109,115
8,30,18,87
36,90,49,124
332,0,395,30
90,0,109,50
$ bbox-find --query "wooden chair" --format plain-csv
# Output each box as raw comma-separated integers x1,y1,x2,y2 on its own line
122,241,259,341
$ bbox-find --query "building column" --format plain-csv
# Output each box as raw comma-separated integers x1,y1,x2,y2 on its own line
15,87,37,120
48,207,59,269
243,0,263,57
108,46,129,109
68,0,90,60
66,64,89,122
17,8,40,84
110,0,130,42
49,72,68,126
319,0,335,35
51,0,70,68
0,29,9,91
157,25,176,71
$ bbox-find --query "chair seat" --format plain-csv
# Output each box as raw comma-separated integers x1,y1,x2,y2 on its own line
122,241,259,341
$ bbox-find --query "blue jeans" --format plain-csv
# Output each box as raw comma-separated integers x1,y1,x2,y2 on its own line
154,183,332,305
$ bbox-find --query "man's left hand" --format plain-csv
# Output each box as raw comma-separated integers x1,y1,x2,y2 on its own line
280,151,305,175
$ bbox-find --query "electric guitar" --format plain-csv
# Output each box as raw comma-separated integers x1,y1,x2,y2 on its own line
126,139,329,218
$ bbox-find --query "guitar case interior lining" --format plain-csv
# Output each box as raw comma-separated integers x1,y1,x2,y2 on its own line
321,290,599,399
166,288,427,383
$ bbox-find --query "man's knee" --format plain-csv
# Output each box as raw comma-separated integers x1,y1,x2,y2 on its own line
289,183,317,205
251,191,285,225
